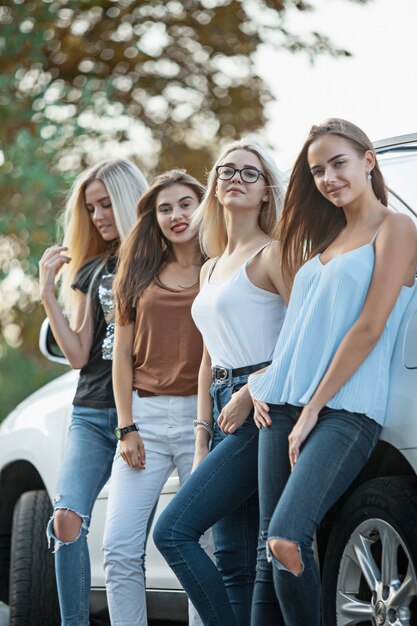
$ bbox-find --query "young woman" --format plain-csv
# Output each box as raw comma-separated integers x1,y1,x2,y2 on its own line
153,141,288,626
39,159,148,626
102,169,208,626
248,118,417,625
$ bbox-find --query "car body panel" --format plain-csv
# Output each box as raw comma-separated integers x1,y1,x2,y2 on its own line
382,291,417,451
0,372,74,497
0,368,184,597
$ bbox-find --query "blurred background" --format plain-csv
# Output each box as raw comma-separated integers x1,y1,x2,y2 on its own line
1,0,416,422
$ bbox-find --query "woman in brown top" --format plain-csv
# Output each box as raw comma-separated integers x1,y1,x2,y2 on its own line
102,170,207,626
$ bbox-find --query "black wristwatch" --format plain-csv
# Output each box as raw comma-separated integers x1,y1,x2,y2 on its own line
114,423,139,440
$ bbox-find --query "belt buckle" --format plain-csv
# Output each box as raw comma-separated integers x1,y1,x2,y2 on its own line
214,366,229,383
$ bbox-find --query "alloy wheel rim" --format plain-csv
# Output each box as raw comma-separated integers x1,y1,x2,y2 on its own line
336,518,417,625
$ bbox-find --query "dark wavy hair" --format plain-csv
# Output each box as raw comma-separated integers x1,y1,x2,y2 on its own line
114,169,206,324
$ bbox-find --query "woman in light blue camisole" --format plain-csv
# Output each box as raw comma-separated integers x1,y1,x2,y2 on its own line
248,119,417,626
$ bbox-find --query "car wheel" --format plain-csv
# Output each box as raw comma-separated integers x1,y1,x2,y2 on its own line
9,490,60,626
322,477,417,626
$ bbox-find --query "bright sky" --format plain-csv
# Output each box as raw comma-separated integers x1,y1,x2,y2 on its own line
255,0,417,170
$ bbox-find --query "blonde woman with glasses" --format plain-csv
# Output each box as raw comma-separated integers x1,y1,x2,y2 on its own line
154,140,288,626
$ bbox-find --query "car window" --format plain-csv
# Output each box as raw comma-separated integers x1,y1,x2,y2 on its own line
378,149,417,221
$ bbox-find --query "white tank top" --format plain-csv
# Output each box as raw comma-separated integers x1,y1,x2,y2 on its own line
191,243,287,369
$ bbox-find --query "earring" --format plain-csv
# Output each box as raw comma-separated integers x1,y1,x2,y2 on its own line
367,171,372,180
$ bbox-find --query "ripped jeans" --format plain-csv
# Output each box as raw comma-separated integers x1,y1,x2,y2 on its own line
47,405,118,626
252,403,381,626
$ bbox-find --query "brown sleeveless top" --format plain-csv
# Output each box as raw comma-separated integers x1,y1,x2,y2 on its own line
132,278,202,396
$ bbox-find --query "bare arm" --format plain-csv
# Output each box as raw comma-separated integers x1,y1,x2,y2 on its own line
192,260,215,470
246,240,291,305
113,321,146,469
192,345,214,470
219,242,291,433
289,214,417,468
263,240,291,305
39,245,93,369
113,322,135,428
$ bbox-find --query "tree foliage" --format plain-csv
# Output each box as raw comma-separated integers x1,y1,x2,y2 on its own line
1,0,356,178
0,0,368,419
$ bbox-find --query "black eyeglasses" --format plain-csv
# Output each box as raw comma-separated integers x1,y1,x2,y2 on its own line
215,165,266,184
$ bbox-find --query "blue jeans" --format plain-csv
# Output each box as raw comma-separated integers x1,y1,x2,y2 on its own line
154,375,259,626
47,405,118,626
252,403,382,626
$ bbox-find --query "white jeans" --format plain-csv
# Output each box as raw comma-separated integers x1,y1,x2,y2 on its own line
103,392,211,626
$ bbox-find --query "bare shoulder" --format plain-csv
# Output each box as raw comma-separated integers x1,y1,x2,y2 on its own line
261,239,282,265
258,240,291,303
376,213,417,282
254,239,281,273
380,212,417,242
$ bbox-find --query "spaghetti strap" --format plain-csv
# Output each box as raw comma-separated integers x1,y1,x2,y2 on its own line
207,256,220,281
370,222,384,245
244,240,279,267
208,241,279,284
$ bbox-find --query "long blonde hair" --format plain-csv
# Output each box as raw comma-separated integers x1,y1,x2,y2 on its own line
59,159,148,317
278,118,388,283
193,139,286,258
115,170,206,325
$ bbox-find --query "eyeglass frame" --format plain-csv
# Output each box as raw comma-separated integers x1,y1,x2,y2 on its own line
215,165,266,184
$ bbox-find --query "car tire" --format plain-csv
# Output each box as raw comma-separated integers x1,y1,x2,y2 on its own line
9,489,60,626
321,476,417,626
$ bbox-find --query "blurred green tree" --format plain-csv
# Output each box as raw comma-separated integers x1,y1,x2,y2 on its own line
0,0,366,420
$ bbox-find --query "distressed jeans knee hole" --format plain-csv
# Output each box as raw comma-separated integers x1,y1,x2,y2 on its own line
47,508,88,553
267,537,304,577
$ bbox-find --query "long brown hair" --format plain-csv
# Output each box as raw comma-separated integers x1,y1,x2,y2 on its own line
115,169,206,324
278,118,387,283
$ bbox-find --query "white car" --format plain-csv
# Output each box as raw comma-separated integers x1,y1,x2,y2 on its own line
1,134,417,626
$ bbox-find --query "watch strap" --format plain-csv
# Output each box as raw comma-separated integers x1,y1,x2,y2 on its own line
115,423,139,439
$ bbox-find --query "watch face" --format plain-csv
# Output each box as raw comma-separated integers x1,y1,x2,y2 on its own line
114,427,122,440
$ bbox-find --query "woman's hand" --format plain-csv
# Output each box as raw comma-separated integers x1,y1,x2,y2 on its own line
191,444,210,472
248,368,272,429
120,431,146,469
218,386,253,434
39,245,71,299
288,405,319,470
253,400,272,429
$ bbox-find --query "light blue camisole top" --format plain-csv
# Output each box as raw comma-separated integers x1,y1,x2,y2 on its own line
248,233,416,426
